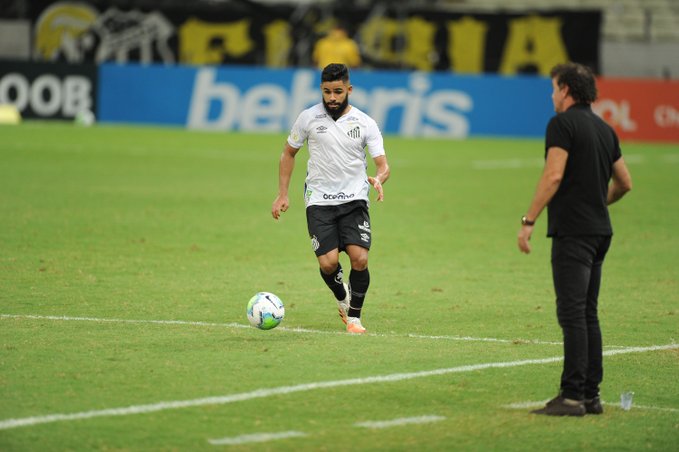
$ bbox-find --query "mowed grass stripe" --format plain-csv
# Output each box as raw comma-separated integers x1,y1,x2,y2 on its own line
1,344,676,431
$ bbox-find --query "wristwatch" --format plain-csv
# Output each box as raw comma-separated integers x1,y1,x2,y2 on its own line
521,215,535,226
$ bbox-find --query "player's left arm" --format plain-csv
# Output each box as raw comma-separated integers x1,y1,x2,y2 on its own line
365,117,389,202
517,146,568,253
607,156,632,205
369,155,390,202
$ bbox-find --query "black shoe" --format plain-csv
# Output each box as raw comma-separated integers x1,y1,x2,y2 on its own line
531,395,586,417
585,397,604,415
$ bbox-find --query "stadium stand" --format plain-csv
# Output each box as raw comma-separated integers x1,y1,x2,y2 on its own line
445,0,679,42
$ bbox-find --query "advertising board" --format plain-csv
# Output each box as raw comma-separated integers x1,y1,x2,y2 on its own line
99,64,553,139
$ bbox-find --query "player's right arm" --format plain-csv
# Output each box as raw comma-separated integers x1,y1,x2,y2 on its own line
272,143,300,220
517,146,568,254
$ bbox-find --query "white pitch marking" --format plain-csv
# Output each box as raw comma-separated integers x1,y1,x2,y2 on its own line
355,415,445,429
661,153,679,164
0,313,249,330
472,158,543,170
621,154,644,164
208,431,307,446
0,343,676,431
472,154,646,170
623,404,679,413
0,313,627,349
503,401,679,413
503,400,552,409
406,333,564,346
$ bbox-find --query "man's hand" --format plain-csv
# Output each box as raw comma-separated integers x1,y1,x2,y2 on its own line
272,195,289,220
517,225,533,254
368,176,384,202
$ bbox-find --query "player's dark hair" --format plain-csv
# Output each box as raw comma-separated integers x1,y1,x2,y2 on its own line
321,63,350,83
550,63,598,104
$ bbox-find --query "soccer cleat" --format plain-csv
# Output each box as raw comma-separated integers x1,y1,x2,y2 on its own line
531,395,585,417
584,397,604,415
336,282,350,325
346,316,366,334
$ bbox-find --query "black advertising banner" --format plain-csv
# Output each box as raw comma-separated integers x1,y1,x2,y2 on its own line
0,60,98,119
10,1,600,74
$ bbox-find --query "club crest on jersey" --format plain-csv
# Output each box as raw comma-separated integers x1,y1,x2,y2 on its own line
347,126,360,139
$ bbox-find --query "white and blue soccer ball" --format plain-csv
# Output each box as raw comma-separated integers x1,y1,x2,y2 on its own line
74,109,96,127
247,292,285,330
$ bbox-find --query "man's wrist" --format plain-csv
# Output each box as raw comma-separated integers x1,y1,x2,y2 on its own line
521,215,535,226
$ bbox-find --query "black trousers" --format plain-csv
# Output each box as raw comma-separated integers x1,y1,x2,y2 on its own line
551,235,612,401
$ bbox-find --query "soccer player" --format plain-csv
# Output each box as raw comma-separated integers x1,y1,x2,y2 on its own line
272,63,390,334
518,63,632,416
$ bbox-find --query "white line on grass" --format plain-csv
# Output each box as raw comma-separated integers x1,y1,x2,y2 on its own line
503,401,679,413
0,343,676,431
0,313,626,348
355,415,446,429
661,153,679,164
208,431,307,446
472,154,645,170
619,404,679,413
0,313,249,330
502,400,549,409
405,333,564,346
472,158,543,170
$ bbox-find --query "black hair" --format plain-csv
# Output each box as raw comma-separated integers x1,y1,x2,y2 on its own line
550,63,598,104
321,63,350,83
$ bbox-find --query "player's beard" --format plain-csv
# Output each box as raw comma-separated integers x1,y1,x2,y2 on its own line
323,96,349,121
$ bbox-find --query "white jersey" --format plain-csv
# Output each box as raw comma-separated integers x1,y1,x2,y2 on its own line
287,103,385,207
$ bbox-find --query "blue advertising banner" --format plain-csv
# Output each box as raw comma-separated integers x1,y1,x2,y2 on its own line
99,64,553,139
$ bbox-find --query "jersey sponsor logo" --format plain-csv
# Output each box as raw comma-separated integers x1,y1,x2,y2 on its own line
316,125,328,133
310,234,320,251
358,221,371,233
347,126,361,138
360,232,370,243
315,113,327,119
322,192,355,200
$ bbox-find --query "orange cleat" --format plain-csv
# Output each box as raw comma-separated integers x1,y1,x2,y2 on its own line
347,316,366,334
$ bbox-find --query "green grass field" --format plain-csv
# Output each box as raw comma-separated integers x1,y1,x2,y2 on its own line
1,122,678,451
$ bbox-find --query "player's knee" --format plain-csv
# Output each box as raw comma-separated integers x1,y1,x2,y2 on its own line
319,261,339,275
350,255,368,271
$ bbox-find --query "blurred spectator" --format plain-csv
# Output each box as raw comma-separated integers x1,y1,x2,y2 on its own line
312,24,361,69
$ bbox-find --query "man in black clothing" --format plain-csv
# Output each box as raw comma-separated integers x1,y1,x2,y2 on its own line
517,63,633,416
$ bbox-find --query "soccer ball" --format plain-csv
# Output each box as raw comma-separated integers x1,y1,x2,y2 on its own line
74,109,96,127
247,292,285,330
